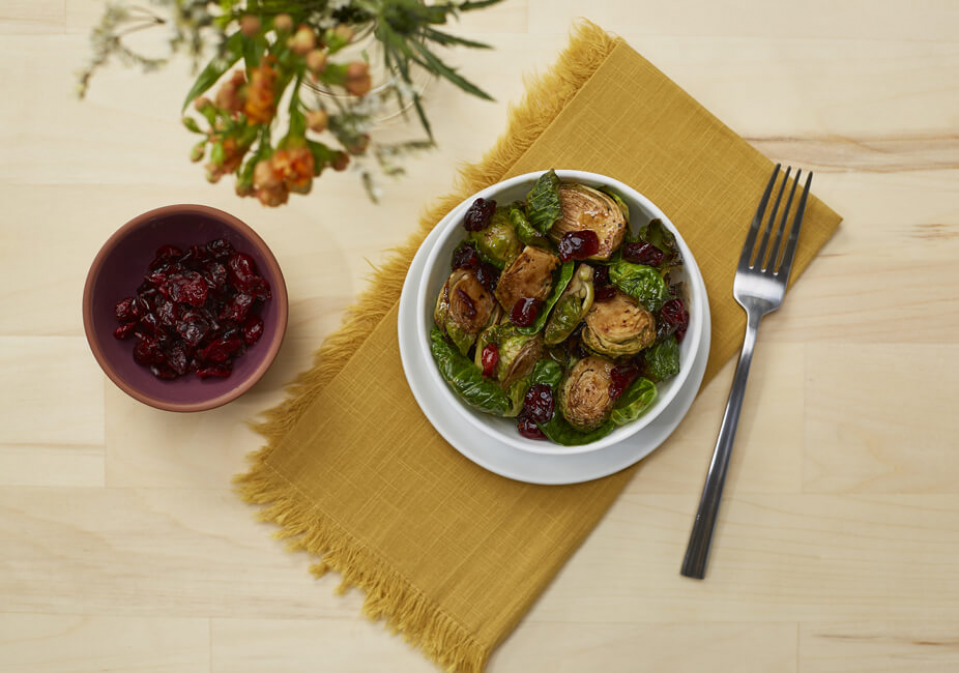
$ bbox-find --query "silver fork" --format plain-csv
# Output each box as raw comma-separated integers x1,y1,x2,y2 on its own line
680,164,812,580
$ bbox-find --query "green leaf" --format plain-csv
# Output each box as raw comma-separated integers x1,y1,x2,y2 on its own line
504,376,531,418
409,40,494,101
638,218,679,264
307,140,339,175
182,116,203,134
507,202,549,247
181,31,243,113
529,358,564,388
610,377,657,425
644,336,681,383
421,27,493,50
458,0,506,9
609,260,668,312
515,262,575,335
430,327,511,415
242,34,265,72
525,169,563,234
538,414,615,446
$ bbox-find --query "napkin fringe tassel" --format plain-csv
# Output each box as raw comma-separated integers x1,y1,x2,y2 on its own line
237,20,619,673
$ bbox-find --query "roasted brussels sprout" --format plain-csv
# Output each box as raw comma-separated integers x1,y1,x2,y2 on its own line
559,355,616,432
610,377,657,426
544,264,595,345
496,328,544,387
434,268,498,355
494,245,561,313
468,208,523,269
549,183,627,260
581,291,656,358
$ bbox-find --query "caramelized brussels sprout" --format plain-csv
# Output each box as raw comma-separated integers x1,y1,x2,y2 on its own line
496,328,544,387
468,208,523,269
544,264,595,345
494,245,561,313
548,184,626,260
434,268,497,355
581,291,656,358
559,355,616,432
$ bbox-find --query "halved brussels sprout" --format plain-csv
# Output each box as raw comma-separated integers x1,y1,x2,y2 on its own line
559,355,616,432
496,328,544,388
494,245,561,313
549,183,627,260
544,264,595,345
581,291,656,358
598,186,630,226
434,268,497,356
508,202,550,247
468,208,523,269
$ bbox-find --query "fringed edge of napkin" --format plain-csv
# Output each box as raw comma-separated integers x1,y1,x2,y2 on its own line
236,21,619,673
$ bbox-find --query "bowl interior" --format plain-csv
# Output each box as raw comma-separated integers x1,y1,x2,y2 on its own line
86,208,285,411
416,171,705,455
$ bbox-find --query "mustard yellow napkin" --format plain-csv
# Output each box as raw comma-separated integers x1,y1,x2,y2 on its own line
239,22,841,673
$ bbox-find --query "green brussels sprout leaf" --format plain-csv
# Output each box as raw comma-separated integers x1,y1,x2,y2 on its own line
430,327,511,415
525,169,563,234
609,260,668,312
644,335,681,383
610,377,657,426
468,208,523,269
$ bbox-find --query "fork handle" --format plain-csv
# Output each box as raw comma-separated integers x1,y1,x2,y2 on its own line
681,311,761,579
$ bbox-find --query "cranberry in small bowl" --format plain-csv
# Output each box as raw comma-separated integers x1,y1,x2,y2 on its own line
83,205,288,412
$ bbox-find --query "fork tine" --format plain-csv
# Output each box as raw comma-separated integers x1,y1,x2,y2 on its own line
776,171,813,283
738,164,781,270
766,169,801,272
754,166,790,270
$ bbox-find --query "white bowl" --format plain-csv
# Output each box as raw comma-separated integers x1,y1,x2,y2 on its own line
414,170,707,456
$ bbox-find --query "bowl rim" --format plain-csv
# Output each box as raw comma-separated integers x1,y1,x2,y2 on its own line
414,170,706,455
82,203,289,413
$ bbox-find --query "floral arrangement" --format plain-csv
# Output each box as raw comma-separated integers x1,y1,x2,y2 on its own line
79,0,501,205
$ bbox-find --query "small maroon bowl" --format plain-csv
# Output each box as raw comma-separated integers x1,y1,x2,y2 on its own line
83,204,288,412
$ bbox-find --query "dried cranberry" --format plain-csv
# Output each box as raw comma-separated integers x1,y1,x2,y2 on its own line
155,298,178,326
481,343,499,378
146,270,169,289
227,253,258,293
475,262,499,293
176,313,210,348
609,361,641,399
591,265,609,287
624,242,665,267
150,364,178,380
242,315,264,346
165,346,189,376
133,335,165,366
167,272,209,307
115,297,136,322
557,230,600,262
150,245,182,271
523,383,554,424
114,321,137,340
454,287,477,319
197,365,232,379
451,242,481,271
517,409,547,440
661,298,688,325
203,262,229,293
207,238,234,261
200,337,244,364
510,297,541,328
220,293,254,322
595,285,617,301
463,198,497,232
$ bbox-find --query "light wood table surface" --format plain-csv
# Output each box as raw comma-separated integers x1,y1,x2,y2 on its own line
3,1,959,671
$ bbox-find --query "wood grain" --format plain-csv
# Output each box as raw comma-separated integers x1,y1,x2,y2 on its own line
3,0,959,671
